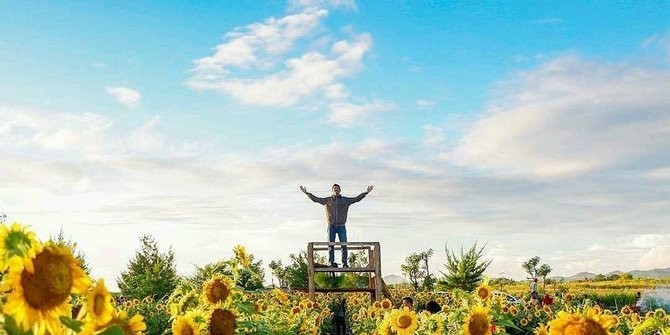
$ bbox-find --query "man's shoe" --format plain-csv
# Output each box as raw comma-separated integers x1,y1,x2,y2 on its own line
342,263,349,268
330,263,338,268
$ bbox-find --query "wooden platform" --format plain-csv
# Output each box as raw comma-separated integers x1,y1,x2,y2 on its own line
307,242,386,302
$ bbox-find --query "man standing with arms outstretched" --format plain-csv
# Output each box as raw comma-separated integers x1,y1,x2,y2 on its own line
300,183,374,268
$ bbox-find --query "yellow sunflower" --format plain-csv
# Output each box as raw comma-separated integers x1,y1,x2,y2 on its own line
208,308,236,335
462,305,492,335
380,298,393,310
81,309,146,335
390,308,419,335
377,318,394,335
3,242,91,335
0,222,38,272
232,245,250,267
203,275,234,306
474,280,493,301
548,307,617,335
535,323,549,335
85,279,115,326
172,312,202,335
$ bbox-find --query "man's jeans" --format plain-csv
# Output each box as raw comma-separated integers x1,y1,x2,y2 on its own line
328,224,347,266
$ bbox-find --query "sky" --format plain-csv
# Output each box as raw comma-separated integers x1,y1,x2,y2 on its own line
1,0,670,290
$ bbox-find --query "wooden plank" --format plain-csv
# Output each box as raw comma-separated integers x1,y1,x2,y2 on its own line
307,242,315,301
374,242,383,301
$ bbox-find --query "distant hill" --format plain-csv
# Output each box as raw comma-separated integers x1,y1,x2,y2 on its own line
383,274,408,285
550,267,670,281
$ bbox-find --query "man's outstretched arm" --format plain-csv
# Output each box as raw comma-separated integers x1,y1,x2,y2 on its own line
300,185,327,204
349,185,374,204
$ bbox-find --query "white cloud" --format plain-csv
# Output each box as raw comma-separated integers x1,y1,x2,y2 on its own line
327,101,391,127
187,3,379,126
639,246,670,269
416,99,434,108
646,167,670,180
106,86,141,108
452,55,670,178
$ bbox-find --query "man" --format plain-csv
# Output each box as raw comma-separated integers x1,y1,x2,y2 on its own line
401,296,414,310
300,183,374,268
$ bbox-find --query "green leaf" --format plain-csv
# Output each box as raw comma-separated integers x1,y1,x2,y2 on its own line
3,315,33,335
98,325,125,335
236,301,257,314
59,316,84,332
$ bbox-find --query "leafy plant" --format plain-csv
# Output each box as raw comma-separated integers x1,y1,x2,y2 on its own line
437,241,491,292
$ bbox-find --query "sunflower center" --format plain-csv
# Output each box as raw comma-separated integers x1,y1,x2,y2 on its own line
563,319,607,335
468,314,490,335
93,293,106,315
477,288,488,299
397,315,412,328
181,324,195,335
21,249,73,310
209,309,236,335
206,280,230,304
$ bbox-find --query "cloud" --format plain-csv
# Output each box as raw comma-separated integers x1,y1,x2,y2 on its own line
3,98,670,289
639,246,670,269
187,2,383,126
327,101,392,127
452,55,670,178
106,87,141,108
416,99,434,108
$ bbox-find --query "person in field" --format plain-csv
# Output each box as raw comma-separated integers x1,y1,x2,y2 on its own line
300,183,374,268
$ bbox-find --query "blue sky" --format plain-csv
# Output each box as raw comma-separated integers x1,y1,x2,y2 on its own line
1,0,670,289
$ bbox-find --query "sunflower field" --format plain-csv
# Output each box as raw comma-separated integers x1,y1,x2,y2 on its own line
1,221,669,335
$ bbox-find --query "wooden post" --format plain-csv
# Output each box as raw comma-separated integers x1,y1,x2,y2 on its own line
374,242,382,302
307,242,315,301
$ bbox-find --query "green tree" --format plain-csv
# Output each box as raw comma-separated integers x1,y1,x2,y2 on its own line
117,234,179,300
50,227,92,275
401,253,423,291
437,242,491,292
269,260,288,288
522,256,552,291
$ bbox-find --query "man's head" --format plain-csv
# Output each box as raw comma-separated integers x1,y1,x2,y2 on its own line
332,183,341,195
401,296,413,309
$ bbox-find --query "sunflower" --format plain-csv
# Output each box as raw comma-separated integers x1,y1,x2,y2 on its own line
390,308,419,335
0,222,38,272
3,242,90,335
462,305,492,335
380,298,393,310
203,275,234,306
377,319,394,335
272,288,288,305
208,308,236,335
535,323,549,335
548,307,617,335
232,245,250,267
172,312,202,335
475,280,493,301
290,306,301,315
85,279,115,326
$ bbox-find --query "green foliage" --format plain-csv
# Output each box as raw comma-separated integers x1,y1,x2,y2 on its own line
117,234,179,301
401,248,434,291
50,227,92,275
186,255,265,290
437,241,491,292
126,298,171,335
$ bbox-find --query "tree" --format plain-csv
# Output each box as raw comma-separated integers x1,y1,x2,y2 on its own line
522,256,552,291
50,227,92,275
269,260,288,288
437,242,492,292
420,249,435,291
401,253,423,291
117,234,179,300
401,249,435,291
